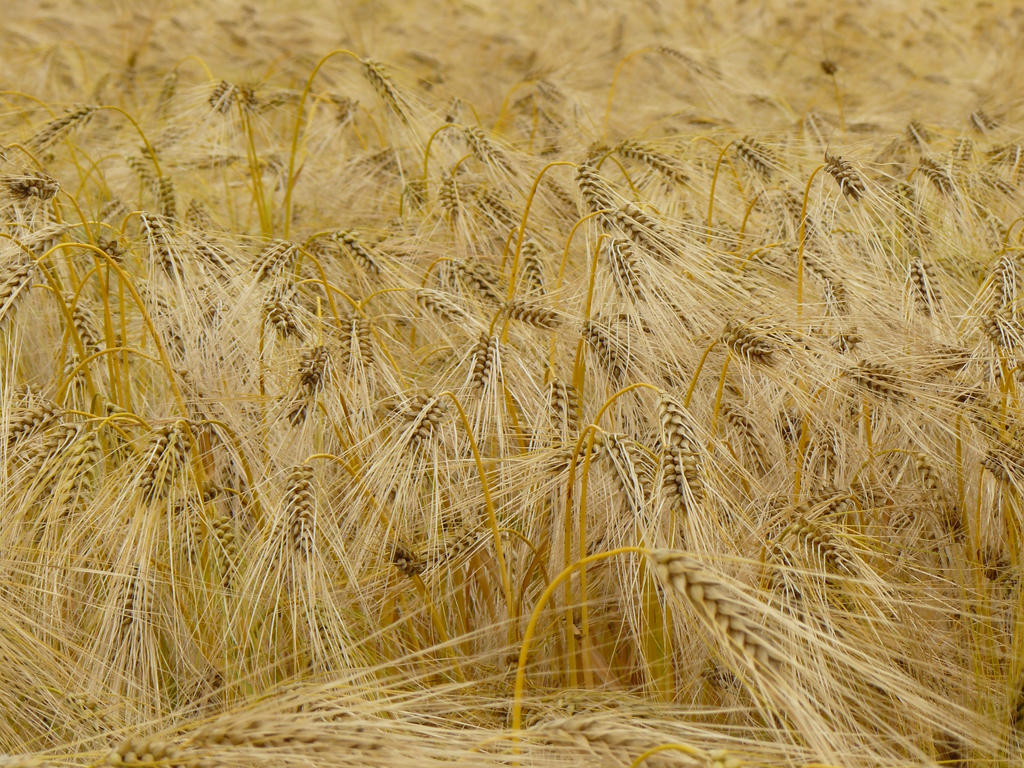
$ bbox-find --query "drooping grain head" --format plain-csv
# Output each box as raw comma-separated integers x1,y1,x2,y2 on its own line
617,140,689,186
138,420,189,503
506,300,560,329
284,463,316,559
849,359,902,400
581,318,631,383
909,257,942,315
157,176,176,221
405,394,446,453
105,736,182,768
824,151,866,201
5,395,61,448
469,334,498,388
0,256,37,326
918,156,955,195
417,288,468,324
332,230,382,275
391,542,425,577
287,346,331,425
970,109,998,132
651,551,776,668
546,378,579,436
26,104,96,151
519,239,547,294
209,80,239,113
722,319,775,366
463,125,510,171
453,258,503,304
735,135,779,178
252,239,298,282
785,515,856,574
2,171,60,200
657,394,705,513
361,58,411,124
575,160,617,215
264,282,304,339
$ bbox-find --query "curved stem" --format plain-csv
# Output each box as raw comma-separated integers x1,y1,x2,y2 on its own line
59,261,111,392
439,391,515,626
603,47,656,139
736,241,783,272
36,241,187,415
292,245,343,323
563,380,661,683
705,140,735,246
553,209,614,297
422,122,463,187
72,151,119,202
0,90,56,115
407,574,465,681
85,408,152,433
504,161,576,328
797,165,826,319
511,546,648,733
576,428,597,687
1000,216,1024,253
570,234,612,410
59,346,158,402
239,104,272,237
734,190,765,254
282,48,363,238
595,152,642,199
419,255,457,288
4,142,47,171
58,187,95,244
97,105,162,178
503,528,550,618
684,338,719,408
829,72,846,131
593,381,663,427
173,54,215,82
709,351,731,438
545,209,614,376
849,448,915,488
358,286,407,311
493,79,536,133
295,275,406,388
292,277,360,312
200,418,267,524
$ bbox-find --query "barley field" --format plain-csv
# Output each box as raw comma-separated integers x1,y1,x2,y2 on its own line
1,1,1023,766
